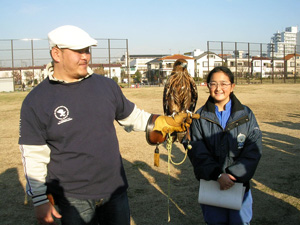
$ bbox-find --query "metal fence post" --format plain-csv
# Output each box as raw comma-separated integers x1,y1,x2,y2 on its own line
294,45,297,83
283,45,286,83
31,39,35,85
126,39,130,88
108,39,111,79
271,43,274,84
207,41,210,75
260,43,262,84
247,42,250,84
11,40,15,91
235,42,237,84
221,42,224,66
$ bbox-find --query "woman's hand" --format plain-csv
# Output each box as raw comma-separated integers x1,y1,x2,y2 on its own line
217,173,237,190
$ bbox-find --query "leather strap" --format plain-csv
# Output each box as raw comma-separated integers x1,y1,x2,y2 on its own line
146,114,166,145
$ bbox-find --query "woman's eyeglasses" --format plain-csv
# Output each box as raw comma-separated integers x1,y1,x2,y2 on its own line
208,82,232,89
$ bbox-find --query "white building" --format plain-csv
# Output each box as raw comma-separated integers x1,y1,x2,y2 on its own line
251,57,272,78
0,66,45,86
159,54,195,79
120,54,168,75
145,54,195,84
284,53,300,76
90,63,122,82
184,49,204,57
227,58,251,76
194,52,224,78
268,26,298,58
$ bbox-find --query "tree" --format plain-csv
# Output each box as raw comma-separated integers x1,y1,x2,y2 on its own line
24,71,34,85
112,76,118,83
134,70,142,83
12,71,22,85
121,70,126,82
93,65,107,76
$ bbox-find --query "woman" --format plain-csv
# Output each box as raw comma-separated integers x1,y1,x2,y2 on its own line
187,66,262,224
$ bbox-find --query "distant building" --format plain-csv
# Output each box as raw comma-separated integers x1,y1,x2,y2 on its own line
267,26,299,58
284,53,300,76
120,53,168,74
184,49,204,57
146,54,194,84
158,54,195,79
90,63,122,82
194,52,224,78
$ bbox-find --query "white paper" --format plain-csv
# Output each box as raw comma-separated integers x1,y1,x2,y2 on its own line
198,179,246,210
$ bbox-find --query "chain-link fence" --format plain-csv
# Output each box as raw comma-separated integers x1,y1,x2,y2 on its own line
0,38,129,87
207,41,300,84
1,38,300,89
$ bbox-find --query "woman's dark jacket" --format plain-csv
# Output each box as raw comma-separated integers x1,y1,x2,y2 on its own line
188,93,262,191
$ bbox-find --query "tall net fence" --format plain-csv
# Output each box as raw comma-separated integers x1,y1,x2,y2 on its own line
0,38,129,85
207,41,300,84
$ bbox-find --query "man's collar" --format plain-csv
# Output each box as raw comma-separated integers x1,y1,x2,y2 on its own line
45,62,93,83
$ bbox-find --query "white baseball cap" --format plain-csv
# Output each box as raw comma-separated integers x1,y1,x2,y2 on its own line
48,25,98,50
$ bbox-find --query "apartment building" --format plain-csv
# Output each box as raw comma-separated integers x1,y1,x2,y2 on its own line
267,26,299,58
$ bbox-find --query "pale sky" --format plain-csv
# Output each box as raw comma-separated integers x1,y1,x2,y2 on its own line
1,0,299,54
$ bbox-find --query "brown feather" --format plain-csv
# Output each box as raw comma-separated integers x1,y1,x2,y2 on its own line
163,59,198,116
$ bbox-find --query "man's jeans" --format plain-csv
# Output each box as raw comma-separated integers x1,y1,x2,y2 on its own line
55,191,130,225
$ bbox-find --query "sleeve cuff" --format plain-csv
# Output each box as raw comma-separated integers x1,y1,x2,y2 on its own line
211,167,223,180
32,194,49,207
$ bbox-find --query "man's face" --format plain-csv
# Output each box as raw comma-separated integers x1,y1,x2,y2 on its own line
53,47,91,82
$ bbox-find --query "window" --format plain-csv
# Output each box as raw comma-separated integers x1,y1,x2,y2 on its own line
166,63,173,68
214,62,222,67
203,62,208,67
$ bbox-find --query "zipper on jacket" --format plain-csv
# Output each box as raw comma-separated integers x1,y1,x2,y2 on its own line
224,115,249,131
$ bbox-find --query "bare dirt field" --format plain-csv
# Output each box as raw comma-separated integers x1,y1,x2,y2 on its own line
0,83,300,225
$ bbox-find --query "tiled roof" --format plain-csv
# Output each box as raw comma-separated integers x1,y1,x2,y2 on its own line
159,54,194,60
89,63,122,68
284,53,300,60
0,65,46,71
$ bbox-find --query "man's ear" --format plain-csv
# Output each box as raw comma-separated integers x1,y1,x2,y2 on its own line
50,47,61,63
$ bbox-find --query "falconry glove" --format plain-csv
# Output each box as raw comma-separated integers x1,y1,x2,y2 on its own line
153,112,200,138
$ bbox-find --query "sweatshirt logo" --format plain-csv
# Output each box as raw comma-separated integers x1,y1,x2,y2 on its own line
54,106,73,125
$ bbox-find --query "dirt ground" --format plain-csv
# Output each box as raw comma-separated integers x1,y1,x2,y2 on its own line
0,84,300,225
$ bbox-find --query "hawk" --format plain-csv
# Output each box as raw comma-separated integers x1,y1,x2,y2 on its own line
163,58,198,143
163,58,198,117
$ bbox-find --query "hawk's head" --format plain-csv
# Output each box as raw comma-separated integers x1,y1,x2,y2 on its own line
173,58,188,73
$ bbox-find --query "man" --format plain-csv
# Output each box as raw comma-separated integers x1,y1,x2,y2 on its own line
19,25,196,225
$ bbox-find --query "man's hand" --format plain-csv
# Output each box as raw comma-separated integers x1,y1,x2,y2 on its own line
153,112,200,138
35,202,62,225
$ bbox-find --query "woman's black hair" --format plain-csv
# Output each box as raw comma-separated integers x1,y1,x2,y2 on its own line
206,66,234,84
